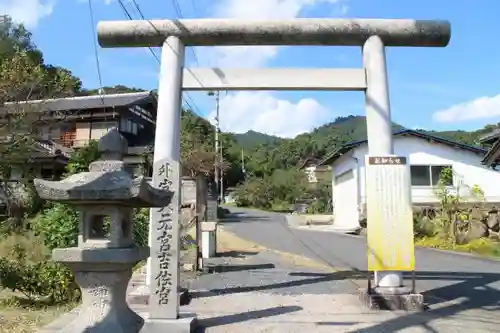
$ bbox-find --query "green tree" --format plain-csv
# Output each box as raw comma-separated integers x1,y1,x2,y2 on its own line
65,140,101,176
0,18,83,219
80,85,145,96
0,50,77,219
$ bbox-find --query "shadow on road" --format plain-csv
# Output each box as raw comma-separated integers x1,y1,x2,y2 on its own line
190,270,362,298
194,305,302,332
207,263,275,273
219,214,272,223
216,250,259,258
192,269,500,330
295,270,500,332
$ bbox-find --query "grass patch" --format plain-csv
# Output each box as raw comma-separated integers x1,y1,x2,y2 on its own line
415,236,500,258
0,290,76,333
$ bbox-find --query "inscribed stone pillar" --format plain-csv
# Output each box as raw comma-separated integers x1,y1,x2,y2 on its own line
148,36,185,320
206,179,218,222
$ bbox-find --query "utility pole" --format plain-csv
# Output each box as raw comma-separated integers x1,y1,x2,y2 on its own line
241,148,246,174
208,91,221,203
220,137,224,203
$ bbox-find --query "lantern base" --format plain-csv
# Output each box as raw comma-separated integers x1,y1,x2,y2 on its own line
44,247,149,333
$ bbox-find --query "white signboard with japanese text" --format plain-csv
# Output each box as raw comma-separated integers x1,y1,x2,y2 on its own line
365,155,415,271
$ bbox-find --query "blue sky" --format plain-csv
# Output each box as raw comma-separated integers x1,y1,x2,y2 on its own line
3,0,500,137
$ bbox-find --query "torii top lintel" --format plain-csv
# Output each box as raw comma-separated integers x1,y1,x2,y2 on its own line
97,18,451,48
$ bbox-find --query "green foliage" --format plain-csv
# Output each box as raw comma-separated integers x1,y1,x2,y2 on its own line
0,140,103,305
0,16,83,222
413,167,490,254
415,236,500,258
133,208,149,248
31,203,79,250
237,116,495,179
80,85,145,96
0,16,82,100
234,169,331,213
0,232,79,303
431,167,486,243
65,140,101,176
233,130,282,149
30,141,101,250
305,182,333,214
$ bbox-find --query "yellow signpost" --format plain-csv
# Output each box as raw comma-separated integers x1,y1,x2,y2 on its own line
365,155,415,271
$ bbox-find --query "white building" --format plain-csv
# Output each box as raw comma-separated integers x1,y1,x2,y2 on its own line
299,157,332,183
319,129,499,233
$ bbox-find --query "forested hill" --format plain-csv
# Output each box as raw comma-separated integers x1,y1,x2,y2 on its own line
240,115,498,150
232,130,284,148
235,115,498,176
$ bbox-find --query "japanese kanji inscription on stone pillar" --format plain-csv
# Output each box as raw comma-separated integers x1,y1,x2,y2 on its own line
149,158,180,319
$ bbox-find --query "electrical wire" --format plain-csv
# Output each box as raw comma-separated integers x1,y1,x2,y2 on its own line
170,0,200,66
120,0,203,116
190,0,198,14
87,0,105,105
127,0,161,63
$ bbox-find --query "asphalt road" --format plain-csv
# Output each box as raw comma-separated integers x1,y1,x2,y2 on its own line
220,206,500,312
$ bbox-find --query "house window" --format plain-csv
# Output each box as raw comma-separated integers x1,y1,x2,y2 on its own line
120,117,139,135
410,165,453,186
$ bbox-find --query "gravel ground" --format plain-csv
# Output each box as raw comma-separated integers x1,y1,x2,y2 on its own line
128,231,500,332
124,207,500,332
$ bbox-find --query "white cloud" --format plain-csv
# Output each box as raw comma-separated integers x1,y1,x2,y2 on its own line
201,0,349,67
206,91,333,138
0,0,55,29
433,94,500,123
195,1,345,136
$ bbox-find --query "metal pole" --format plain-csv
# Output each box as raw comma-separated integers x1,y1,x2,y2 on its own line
213,91,220,203
220,137,224,203
241,148,246,174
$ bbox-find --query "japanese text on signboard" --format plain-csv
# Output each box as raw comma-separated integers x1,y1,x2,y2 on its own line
368,156,407,165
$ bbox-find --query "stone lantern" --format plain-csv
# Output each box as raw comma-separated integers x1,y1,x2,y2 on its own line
34,128,173,333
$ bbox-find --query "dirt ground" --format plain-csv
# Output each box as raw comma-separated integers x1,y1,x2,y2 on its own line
0,290,75,333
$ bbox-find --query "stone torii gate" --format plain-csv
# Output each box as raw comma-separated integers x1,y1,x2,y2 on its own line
97,18,451,331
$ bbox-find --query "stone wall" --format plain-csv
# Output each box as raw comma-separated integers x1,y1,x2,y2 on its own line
358,202,500,243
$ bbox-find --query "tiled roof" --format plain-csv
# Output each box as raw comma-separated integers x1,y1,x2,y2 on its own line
3,91,157,113
319,129,487,166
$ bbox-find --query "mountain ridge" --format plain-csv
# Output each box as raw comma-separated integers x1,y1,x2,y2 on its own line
234,115,497,151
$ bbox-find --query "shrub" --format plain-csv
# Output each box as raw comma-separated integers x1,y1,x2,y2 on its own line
133,208,149,248
31,203,79,250
234,168,332,213
65,140,101,176
0,232,79,303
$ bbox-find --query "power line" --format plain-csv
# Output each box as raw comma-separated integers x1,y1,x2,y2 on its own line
116,0,203,116
170,0,200,66
87,0,105,104
119,0,160,63
190,0,198,14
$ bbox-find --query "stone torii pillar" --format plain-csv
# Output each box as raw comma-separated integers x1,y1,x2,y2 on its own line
96,18,450,323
